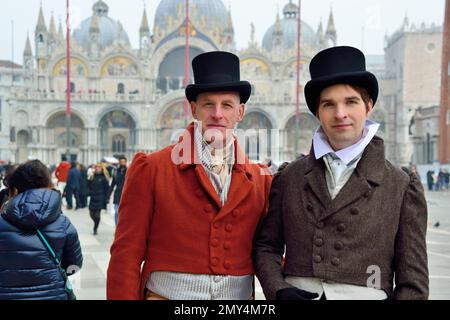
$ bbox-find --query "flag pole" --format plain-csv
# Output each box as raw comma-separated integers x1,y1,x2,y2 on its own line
66,0,72,160
184,0,190,127
295,0,302,158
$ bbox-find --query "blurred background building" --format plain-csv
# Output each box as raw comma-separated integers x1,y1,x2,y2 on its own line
0,0,446,167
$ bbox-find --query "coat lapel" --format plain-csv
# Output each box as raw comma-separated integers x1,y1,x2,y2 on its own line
194,165,223,208
220,165,253,217
317,136,386,221
304,158,331,209
219,143,254,217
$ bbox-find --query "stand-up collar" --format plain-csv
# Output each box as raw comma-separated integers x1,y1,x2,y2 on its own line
313,120,380,165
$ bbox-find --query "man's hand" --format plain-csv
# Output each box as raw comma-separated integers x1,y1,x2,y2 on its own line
276,287,319,300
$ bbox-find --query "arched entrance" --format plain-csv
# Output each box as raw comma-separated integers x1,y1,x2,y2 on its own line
237,111,273,161
46,112,85,161
157,46,203,93
284,113,320,159
99,110,136,157
158,102,193,147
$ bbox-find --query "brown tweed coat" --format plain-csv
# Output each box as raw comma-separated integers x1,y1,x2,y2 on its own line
253,136,429,300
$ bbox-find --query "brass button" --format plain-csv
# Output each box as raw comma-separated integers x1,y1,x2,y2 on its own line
331,257,340,266
314,238,324,247
313,255,322,263
337,223,346,232
225,224,233,232
211,238,219,247
334,241,344,250
211,258,219,266
223,241,231,250
350,208,359,215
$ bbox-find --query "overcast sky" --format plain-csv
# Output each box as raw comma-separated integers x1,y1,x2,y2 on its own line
0,0,445,63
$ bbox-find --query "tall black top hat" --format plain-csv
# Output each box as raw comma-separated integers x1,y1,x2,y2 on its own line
304,46,378,115
185,51,252,103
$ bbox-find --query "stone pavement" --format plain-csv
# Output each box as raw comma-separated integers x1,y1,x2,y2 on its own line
66,188,450,300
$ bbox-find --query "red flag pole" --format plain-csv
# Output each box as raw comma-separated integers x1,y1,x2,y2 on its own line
66,0,72,159
184,0,190,127
294,0,302,157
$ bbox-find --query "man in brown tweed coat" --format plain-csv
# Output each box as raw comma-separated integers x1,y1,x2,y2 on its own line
253,46,428,300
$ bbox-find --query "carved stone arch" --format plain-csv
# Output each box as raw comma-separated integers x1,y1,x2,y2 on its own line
156,46,205,94
150,37,216,77
46,111,86,148
237,110,275,161
284,112,320,158
97,108,138,153
157,98,193,146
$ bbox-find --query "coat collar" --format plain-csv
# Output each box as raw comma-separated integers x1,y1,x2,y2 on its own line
174,122,255,209
304,136,386,220
176,122,253,177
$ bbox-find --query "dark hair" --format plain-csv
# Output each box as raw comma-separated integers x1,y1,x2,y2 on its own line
5,160,53,194
118,156,127,161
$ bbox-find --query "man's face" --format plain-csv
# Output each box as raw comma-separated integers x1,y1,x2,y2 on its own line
119,159,127,168
190,91,245,144
317,84,373,151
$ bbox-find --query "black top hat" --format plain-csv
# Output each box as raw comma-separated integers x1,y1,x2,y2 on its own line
185,51,252,103
304,46,378,115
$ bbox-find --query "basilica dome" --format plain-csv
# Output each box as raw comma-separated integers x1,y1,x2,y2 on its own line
73,0,130,49
262,1,317,52
154,0,229,34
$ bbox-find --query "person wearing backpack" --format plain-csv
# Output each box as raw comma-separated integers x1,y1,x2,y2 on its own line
0,159,83,300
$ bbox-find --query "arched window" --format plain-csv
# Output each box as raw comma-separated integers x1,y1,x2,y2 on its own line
112,134,126,153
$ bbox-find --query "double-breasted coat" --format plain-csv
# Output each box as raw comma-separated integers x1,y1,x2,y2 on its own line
253,136,429,300
107,123,272,300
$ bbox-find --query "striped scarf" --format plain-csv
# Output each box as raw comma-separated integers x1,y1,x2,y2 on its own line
194,122,235,205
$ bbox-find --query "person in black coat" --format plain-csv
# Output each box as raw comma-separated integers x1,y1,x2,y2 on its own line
65,162,82,210
77,163,88,208
108,156,127,225
0,159,83,300
88,163,110,235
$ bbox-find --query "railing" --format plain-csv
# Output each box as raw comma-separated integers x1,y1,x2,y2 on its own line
13,90,143,102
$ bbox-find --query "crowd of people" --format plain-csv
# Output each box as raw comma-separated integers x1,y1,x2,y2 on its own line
426,169,450,191
52,155,128,234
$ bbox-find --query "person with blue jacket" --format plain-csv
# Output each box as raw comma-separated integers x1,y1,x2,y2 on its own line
0,159,83,300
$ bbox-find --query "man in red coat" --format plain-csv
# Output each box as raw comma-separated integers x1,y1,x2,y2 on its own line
54,154,71,206
107,51,272,300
